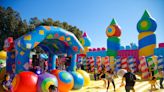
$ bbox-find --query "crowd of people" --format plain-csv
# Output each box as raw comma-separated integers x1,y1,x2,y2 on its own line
80,57,164,92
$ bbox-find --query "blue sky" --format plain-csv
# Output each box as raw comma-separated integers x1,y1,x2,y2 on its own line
0,0,164,48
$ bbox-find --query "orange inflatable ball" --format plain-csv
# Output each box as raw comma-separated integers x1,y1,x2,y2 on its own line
51,70,74,92
51,69,61,76
12,71,38,92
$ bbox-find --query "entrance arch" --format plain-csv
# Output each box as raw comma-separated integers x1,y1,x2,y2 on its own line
15,26,83,73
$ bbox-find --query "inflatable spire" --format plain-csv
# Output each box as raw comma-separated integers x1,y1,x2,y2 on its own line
80,32,91,54
137,10,157,57
106,18,121,57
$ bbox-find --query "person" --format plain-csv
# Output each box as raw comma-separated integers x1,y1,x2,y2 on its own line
99,68,106,88
159,68,164,89
2,74,13,92
121,69,137,92
48,85,57,92
149,67,157,91
94,68,98,80
106,69,115,92
158,68,164,89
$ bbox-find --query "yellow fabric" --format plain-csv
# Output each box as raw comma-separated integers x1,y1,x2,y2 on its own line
138,32,154,40
139,44,156,57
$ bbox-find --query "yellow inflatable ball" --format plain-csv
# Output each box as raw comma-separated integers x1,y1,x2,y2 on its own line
0,50,7,60
77,70,90,86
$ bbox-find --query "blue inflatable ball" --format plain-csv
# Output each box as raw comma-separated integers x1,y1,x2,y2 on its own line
70,71,84,89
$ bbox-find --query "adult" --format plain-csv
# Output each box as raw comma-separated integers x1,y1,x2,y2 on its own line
159,68,164,89
106,69,115,92
121,69,137,92
99,68,106,88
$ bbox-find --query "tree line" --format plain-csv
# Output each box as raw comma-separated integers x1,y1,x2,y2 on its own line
0,6,83,50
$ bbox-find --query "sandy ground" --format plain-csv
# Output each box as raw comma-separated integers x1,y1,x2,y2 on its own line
70,77,164,92
0,70,164,92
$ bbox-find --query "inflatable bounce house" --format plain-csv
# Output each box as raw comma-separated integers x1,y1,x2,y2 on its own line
3,26,90,92
77,10,164,79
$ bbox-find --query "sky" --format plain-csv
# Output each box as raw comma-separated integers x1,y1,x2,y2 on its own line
0,0,164,48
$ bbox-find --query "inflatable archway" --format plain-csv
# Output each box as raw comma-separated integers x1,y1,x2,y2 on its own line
13,26,83,73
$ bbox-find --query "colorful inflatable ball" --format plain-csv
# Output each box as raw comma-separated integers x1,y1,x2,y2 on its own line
12,71,38,92
70,71,84,89
37,72,58,92
51,70,74,92
77,70,90,86
0,50,7,60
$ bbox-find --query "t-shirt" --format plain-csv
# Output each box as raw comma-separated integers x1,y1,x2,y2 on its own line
123,72,136,86
2,79,12,89
106,73,114,80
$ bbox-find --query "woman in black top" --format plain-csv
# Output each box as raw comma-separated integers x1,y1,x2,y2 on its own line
99,68,106,88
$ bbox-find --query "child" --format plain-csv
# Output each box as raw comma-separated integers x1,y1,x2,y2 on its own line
48,85,58,92
2,74,13,92
149,68,157,91
149,77,157,91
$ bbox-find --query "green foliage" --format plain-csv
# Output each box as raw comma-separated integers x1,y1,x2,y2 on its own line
0,6,83,50
0,6,28,50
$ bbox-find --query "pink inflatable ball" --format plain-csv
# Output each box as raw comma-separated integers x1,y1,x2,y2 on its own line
97,48,101,51
89,48,93,51
12,71,38,92
117,69,127,77
101,47,106,51
37,72,58,92
92,48,96,51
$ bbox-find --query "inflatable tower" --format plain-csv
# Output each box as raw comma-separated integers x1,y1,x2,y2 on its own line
106,19,121,57
137,10,157,57
80,32,91,53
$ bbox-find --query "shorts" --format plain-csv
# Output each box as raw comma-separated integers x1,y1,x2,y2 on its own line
101,74,105,78
125,86,134,92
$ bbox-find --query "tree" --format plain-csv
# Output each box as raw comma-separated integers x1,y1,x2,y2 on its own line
0,6,83,50
0,6,28,50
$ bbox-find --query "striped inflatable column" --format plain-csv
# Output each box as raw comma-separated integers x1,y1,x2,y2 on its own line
106,19,121,57
90,57,95,72
121,57,128,70
116,56,121,70
109,56,115,70
86,58,89,71
139,56,150,79
133,58,137,72
96,56,102,73
157,56,164,70
137,10,157,57
104,56,110,71
127,56,135,72
147,57,158,77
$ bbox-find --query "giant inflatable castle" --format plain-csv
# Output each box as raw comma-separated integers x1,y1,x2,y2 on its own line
77,10,164,79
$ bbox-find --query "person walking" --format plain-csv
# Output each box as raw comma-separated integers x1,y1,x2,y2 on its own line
159,68,164,89
99,68,106,88
121,69,137,92
106,69,115,92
